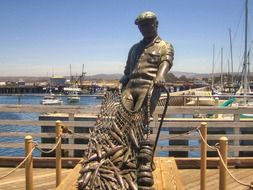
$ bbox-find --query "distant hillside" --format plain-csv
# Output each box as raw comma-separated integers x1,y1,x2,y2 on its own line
85,72,213,80
0,76,49,82
84,73,122,80
171,71,243,78
78,71,241,80
172,71,202,78
0,71,241,82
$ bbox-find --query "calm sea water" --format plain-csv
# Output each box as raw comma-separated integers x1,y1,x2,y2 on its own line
157,114,199,157
0,95,102,157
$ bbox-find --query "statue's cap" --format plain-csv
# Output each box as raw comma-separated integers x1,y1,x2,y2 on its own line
135,11,157,25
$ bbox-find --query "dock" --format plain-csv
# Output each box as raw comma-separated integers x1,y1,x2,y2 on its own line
1,94,253,189
56,157,184,190
1,102,253,158
179,168,253,190
153,157,184,190
1,158,253,190
0,167,72,190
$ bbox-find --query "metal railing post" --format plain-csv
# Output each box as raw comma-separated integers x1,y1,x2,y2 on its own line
56,120,62,187
68,113,74,157
25,135,33,190
219,136,228,190
183,95,186,106
197,96,199,106
214,97,219,118
200,122,207,190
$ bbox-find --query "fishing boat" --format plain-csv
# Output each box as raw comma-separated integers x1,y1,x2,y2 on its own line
63,87,81,103
40,89,63,105
67,89,80,103
64,64,82,103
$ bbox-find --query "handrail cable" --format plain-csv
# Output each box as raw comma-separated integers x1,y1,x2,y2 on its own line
197,129,217,150
0,135,62,180
0,147,36,180
215,146,253,189
168,126,201,140
32,135,62,154
197,129,253,189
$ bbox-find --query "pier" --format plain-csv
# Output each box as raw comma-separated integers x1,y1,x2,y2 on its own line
1,159,253,189
1,103,253,158
0,81,200,94
0,97,253,189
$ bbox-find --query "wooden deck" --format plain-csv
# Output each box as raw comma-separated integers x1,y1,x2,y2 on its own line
153,157,184,190
1,102,253,189
0,167,72,190
1,158,253,190
179,168,253,190
56,157,184,190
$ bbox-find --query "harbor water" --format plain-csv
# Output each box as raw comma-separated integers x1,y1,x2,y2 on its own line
0,95,102,157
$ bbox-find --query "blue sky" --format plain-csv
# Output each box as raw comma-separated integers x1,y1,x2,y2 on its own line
0,0,252,76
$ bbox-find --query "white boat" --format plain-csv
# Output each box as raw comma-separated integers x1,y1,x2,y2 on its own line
67,90,80,103
186,90,216,106
63,87,82,94
64,87,81,103
41,90,63,105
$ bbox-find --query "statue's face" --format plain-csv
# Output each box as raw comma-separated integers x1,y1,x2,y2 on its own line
138,20,158,38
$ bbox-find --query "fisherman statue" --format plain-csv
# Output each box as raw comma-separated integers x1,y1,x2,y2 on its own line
78,11,174,190
120,11,174,114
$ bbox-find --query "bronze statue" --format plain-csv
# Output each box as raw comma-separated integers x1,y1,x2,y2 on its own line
78,11,174,190
120,11,174,114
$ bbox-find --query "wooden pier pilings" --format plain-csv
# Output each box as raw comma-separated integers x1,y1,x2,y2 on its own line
0,86,45,94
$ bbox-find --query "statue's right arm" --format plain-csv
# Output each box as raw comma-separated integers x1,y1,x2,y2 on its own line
120,46,134,87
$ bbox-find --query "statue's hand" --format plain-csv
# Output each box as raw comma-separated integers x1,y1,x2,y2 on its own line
154,76,165,87
118,83,123,94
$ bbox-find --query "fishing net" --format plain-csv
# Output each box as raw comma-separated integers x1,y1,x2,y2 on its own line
78,89,166,190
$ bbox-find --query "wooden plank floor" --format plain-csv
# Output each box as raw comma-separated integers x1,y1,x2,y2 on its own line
57,157,184,190
1,160,252,190
56,162,82,190
179,168,253,190
153,157,184,190
0,168,72,190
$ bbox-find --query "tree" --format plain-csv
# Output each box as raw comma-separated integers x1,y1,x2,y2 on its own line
165,73,178,82
179,75,188,82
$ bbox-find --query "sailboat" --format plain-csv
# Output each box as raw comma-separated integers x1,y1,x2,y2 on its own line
235,0,253,100
233,0,253,118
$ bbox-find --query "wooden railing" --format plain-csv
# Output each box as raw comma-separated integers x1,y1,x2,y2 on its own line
0,103,253,158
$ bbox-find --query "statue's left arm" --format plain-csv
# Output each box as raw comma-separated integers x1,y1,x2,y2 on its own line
154,42,174,86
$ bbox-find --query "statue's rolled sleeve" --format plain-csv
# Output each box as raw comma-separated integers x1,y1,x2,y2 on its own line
154,43,174,85
160,43,174,70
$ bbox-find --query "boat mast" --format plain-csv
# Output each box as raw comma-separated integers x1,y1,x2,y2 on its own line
211,44,215,90
243,0,248,104
221,48,224,92
229,28,234,85
70,64,73,84
227,59,230,76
